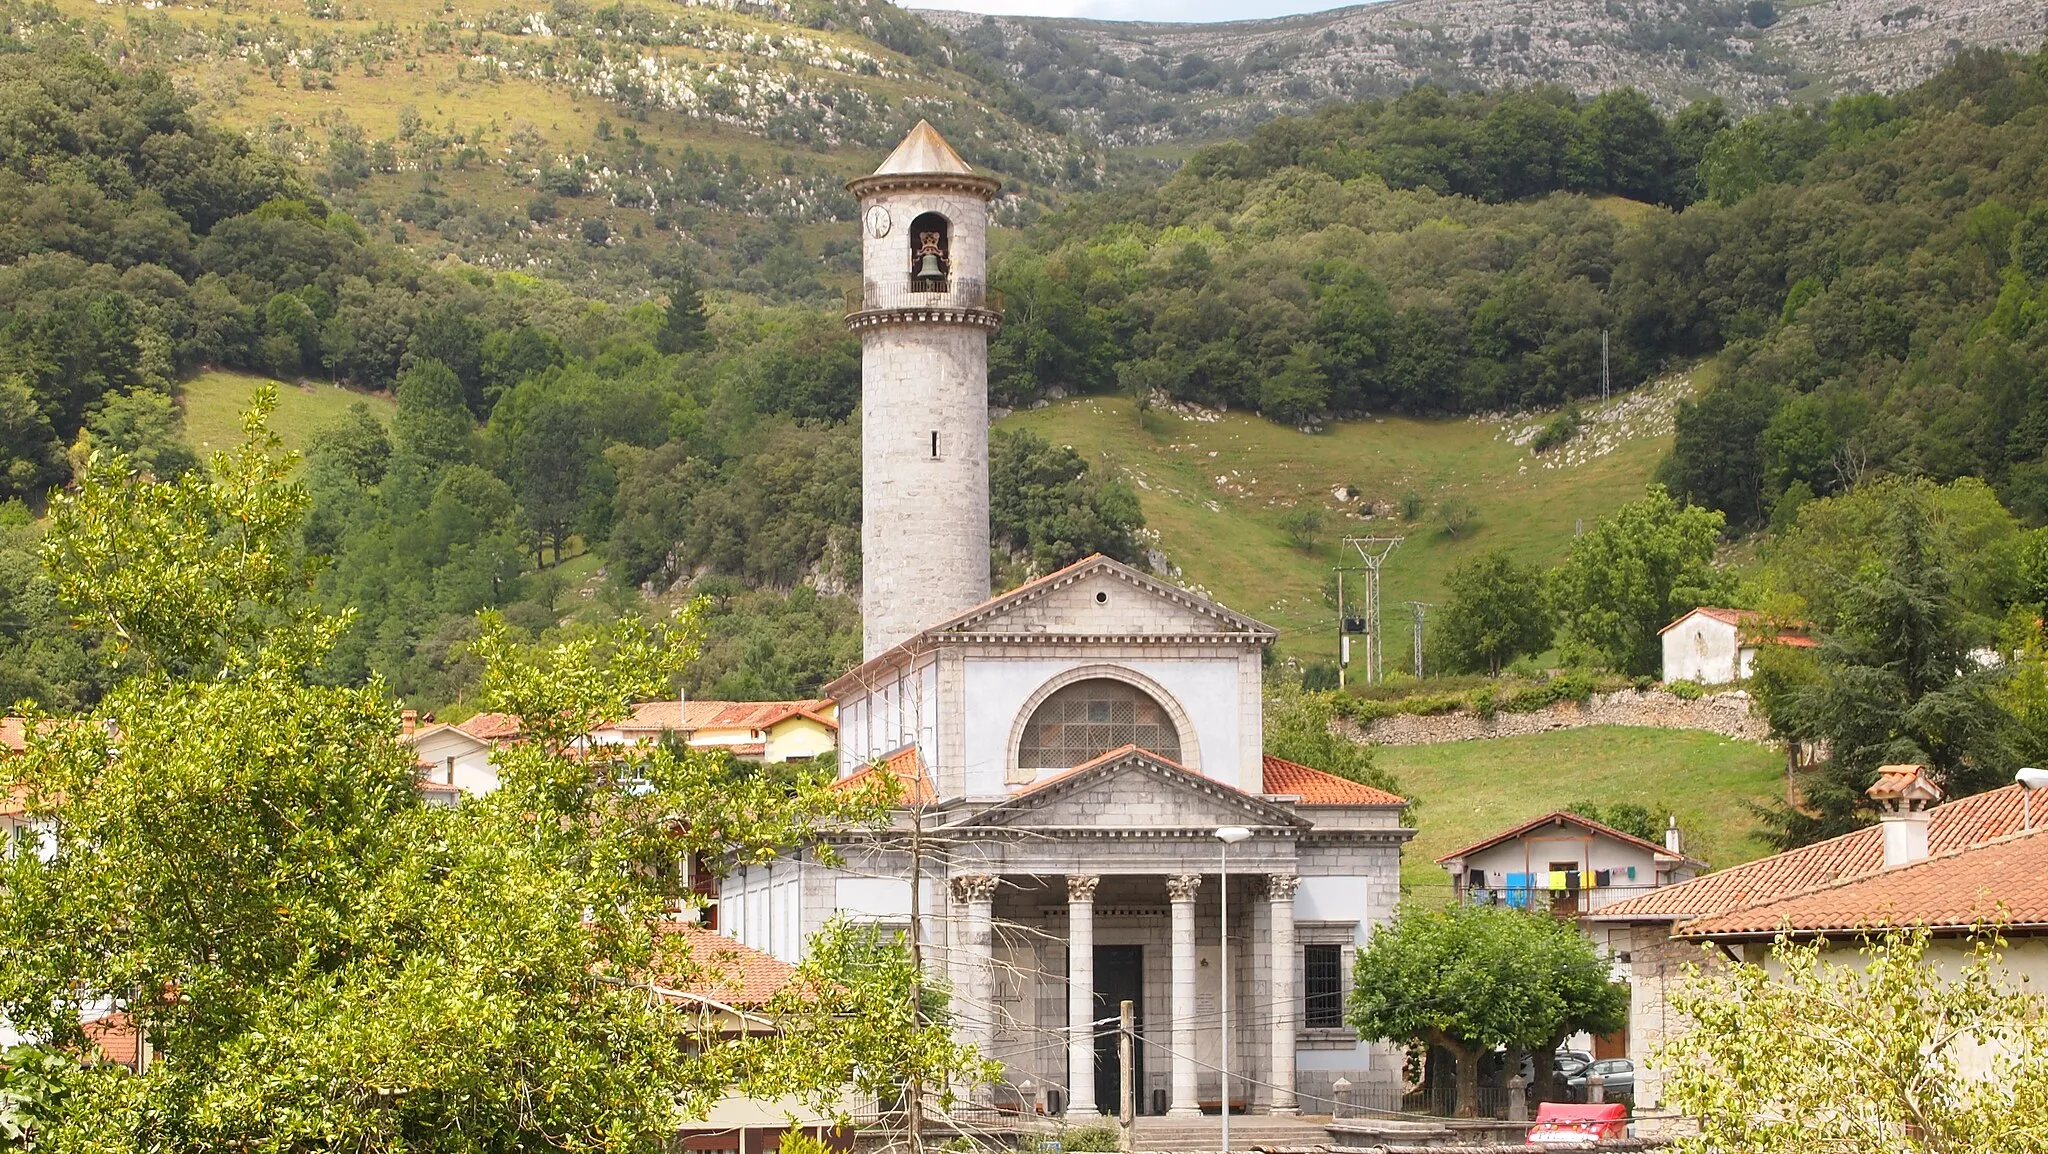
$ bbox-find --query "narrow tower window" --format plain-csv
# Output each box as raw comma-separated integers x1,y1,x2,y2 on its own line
930,431,939,459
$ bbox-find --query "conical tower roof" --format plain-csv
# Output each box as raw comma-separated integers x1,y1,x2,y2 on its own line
873,120,974,176
849,120,999,199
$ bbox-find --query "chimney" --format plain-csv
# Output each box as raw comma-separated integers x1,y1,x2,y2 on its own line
400,709,418,736
1868,764,1944,869
1664,815,1683,855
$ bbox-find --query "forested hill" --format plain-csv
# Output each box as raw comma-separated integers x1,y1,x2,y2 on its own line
925,0,2048,146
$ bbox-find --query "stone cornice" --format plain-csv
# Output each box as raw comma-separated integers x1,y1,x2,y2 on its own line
847,172,1002,200
846,306,1001,333
945,825,1304,840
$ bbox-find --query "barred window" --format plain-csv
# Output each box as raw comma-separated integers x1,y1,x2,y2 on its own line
1304,944,1344,1029
1016,679,1181,771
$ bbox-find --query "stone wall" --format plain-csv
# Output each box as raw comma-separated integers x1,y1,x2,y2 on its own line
1340,688,1772,747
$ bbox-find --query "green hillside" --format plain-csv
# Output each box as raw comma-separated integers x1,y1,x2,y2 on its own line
995,369,1695,661
1376,726,1786,895
181,370,395,461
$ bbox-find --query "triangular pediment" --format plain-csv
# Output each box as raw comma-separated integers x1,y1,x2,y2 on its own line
950,748,1307,832
935,556,1274,640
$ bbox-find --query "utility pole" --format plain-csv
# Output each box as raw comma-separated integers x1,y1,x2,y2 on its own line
1408,601,1431,678
1118,1001,1135,1154
1342,537,1403,685
905,801,927,1154
1334,567,1348,689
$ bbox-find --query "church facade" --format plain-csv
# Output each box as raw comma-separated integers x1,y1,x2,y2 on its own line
715,123,1412,1119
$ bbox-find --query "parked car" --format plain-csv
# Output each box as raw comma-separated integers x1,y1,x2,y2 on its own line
1553,1049,1593,1079
1565,1058,1634,1102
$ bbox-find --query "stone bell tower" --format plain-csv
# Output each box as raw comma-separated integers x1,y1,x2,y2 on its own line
847,121,1003,660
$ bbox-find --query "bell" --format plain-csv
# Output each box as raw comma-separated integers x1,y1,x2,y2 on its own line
915,252,944,281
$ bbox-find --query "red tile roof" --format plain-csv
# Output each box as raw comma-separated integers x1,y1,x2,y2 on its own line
455,712,524,741
614,699,837,734
0,716,24,753
1261,755,1407,807
831,745,935,804
654,924,798,1006
1679,827,2048,937
1435,810,1687,866
83,1012,140,1067
1591,784,2031,922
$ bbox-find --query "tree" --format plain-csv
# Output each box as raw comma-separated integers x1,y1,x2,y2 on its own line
1660,929,2048,1154
1435,549,1552,674
1,392,980,1152
1349,903,1625,1116
390,359,473,466
1263,678,1406,803
989,429,1146,572
1280,505,1326,552
655,268,711,355
1758,494,2013,847
1549,486,1725,676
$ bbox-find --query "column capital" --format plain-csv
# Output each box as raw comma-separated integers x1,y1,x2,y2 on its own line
1166,873,1202,903
951,873,998,903
1265,874,1301,901
1066,874,1101,903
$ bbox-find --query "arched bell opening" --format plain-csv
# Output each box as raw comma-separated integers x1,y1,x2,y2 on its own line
908,211,950,294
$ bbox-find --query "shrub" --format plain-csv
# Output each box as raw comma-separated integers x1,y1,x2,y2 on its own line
1062,1121,1123,1152
1531,403,1584,453
1667,678,1705,700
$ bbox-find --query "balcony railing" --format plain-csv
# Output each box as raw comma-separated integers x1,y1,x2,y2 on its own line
845,279,1003,316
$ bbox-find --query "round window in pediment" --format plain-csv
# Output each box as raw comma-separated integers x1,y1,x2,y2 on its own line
1016,678,1182,771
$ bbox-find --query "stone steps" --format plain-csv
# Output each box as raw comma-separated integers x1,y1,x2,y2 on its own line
1126,1114,1333,1151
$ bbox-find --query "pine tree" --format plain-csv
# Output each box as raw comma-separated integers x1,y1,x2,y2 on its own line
655,269,711,355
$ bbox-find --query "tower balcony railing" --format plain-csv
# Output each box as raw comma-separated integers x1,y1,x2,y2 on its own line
845,278,1003,317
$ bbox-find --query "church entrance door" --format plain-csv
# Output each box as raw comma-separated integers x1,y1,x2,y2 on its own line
1093,945,1144,1114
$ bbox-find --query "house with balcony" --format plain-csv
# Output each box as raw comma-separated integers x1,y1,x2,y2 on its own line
1436,811,1705,916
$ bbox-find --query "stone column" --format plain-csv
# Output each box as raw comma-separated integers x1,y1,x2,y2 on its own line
952,874,999,1059
1167,872,1202,1117
1066,875,1101,1115
1266,875,1301,1115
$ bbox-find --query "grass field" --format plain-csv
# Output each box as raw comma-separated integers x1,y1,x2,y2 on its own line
994,369,1696,663
180,370,395,461
1375,726,1786,896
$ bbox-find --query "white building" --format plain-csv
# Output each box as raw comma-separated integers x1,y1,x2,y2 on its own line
1435,810,1703,916
714,123,1415,1120
1659,607,1815,685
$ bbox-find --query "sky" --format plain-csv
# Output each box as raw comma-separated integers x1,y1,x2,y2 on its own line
909,0,1364,24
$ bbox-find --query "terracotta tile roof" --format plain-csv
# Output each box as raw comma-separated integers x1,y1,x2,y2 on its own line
0,716,24,753
654,924,797,1006
455,712,523,741
0,789,25,819
1435,810,1687,866
831,745,935,804
1679,827,2048,937
83,1012,140,1067
1590,784,2031,922
1261,755,1407,807
1869,764,1943,804
615,699,837,734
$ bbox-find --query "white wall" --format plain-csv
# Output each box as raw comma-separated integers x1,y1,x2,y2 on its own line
1662,613,1742,685
408,730,500,796
1460,832,1671,911
724,860,807,963
960,655,1248,795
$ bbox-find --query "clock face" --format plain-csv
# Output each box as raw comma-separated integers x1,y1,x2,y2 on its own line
865,205,892,239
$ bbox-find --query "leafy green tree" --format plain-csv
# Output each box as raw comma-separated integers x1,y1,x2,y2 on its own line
989,429,1145,573
1263,678,1405,802
1434,549,1552,674
1759,494,2013,847
306,401,391,490
1279,505,1326,551
1584,88,1674,204
1564,799,1669,842
1661,929,2048,1154
1549,486,1725,675
1,393,979,1152
1349,903,1626,1116
390,359,473,466
81,390,199,482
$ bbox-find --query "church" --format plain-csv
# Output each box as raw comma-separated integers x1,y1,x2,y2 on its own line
715,122,1413,1119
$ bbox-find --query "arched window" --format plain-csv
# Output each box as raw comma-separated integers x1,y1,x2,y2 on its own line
1016,678,1182,771
909,211,950,293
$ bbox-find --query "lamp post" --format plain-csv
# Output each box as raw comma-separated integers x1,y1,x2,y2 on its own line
2018,768,2048,830
1214,825,1252,1154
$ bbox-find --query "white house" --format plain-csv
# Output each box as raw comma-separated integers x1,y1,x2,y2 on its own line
1436,810,1703,916
1659,607,1815,685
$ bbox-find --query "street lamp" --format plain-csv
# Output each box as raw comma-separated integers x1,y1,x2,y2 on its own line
1214,825,1252,1154
2018,768,2048,830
